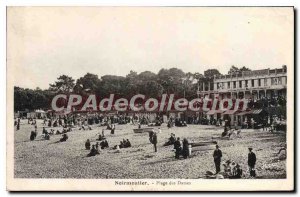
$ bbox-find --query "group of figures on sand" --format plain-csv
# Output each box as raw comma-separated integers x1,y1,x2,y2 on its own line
211,145,257,179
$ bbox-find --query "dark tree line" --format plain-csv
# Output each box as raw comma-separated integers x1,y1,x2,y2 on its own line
14,66,250,112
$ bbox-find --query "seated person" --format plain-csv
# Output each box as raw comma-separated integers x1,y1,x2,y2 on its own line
59,134,68,142
85,139,91,150
44,133,50,140
56,130,62,135
30,131,37,141
100,140,109,149
87,145,98,157
125,139,131,148
230,164,243,179
97,134,105,141
119,141,124,148
164,133,176,146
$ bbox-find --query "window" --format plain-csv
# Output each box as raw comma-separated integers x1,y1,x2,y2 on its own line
258,79,261,87
218,83,223,89
281,76,286,85
278,77,282,85
245,80,248,88
271,77,282,85
210,82,214,90
239,81,242,88
271,78,276,85
251,79,254,87
264,78,268,86
233,81,236,88
227,82,230,89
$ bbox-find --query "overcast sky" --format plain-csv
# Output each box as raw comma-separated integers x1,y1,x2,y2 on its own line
7,7,293,89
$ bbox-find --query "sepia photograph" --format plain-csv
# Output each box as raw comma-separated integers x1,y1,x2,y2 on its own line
6,6,294,191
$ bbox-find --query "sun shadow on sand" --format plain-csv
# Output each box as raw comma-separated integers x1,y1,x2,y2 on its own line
48,141,65,145
15,140,32,144
140,156,177,166
15,139,49,143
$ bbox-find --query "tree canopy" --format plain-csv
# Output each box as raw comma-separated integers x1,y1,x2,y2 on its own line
228,65,252,75
14,66,242,111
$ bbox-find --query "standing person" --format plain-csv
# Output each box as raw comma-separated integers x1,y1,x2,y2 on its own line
152,132,157,152
111,124,115,134
213,145,222,174
149,131,154,144
248,147,257,178
85,139,91,150
174,137,181,159
182,138,189,159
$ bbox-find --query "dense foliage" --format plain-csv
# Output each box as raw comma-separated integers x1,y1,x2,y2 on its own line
14,66,249,112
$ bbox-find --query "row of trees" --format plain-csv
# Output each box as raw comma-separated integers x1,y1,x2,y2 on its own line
14,66,250,112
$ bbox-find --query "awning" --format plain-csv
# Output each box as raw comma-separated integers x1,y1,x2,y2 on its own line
236,110,252,116
206,109,224,115
206,110,214,115
223,110,238,115
252,109,263,114
35,109,46,113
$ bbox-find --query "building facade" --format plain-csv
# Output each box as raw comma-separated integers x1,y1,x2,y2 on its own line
213,65,287,100
198,65,287,126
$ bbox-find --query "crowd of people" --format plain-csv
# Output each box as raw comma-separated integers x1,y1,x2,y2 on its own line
15,106,286,180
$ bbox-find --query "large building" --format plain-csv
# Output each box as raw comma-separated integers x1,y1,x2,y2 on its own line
198,65,287,126
198,65,287,100
213,65,287,100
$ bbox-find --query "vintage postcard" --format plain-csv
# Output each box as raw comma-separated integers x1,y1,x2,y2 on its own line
6,7,294,191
